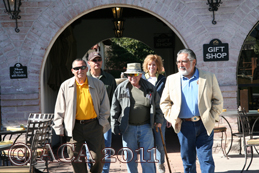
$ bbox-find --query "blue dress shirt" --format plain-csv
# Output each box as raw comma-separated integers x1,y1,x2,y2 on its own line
179,68,200,119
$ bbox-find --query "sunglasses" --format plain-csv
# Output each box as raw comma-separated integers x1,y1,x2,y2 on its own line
72,66,87,71
126,73,140,77
91,59,102,63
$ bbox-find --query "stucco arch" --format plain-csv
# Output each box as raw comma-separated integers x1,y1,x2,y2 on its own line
36,0,259,111
38,1,191,111
1,0,259,120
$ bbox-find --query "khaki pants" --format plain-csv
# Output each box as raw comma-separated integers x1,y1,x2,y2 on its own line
67,119,105,173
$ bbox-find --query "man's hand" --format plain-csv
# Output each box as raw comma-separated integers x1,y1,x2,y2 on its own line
167,121,172,128
114,126,121,135
59,134,64,136
154,123,162,132
156,123,162,128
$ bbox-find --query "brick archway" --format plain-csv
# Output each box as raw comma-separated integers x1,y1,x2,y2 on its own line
38,1,193,111
0,0,259,121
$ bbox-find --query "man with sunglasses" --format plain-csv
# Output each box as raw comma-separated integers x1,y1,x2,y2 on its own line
53,59,110,173
160,49,223,173
110,63,164,173
87,51,117,173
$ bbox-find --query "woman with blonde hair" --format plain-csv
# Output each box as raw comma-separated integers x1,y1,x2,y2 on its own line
143,54,167,173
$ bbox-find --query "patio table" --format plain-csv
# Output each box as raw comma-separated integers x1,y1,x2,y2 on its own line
0,126,27,166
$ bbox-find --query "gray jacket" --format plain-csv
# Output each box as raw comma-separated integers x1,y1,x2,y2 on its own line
110,78,164,135
53,76,110,137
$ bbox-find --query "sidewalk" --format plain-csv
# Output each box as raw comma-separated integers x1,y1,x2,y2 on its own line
35,128,259,173
36,152,259,173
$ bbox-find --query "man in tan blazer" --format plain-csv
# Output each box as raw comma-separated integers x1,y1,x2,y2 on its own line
160,49,223,173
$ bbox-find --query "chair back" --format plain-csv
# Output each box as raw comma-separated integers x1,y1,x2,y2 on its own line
238,110,252,149
29,129,41,171
26,113,54,148
238,110,251,136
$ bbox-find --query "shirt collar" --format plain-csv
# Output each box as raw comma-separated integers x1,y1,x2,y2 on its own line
145,72,159,79
180,68,199,80
87,69,105,79
76,77,88,86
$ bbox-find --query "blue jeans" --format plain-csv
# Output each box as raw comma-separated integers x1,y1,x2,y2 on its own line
153,118,167,164
87,129,112,173
102,129,112,173
122,124,156,173
177,120,214,173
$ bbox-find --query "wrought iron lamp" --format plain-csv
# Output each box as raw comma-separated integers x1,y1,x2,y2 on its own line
112,7,124,38
112,7,123,19
114,29,123,38
3,0,22,32
113,20,124,31
207,0,222,25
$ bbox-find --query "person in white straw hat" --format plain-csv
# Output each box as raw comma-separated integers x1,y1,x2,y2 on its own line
110,62,164,173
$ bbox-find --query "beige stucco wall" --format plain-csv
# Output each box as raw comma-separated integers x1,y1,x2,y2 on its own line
0,0,258,125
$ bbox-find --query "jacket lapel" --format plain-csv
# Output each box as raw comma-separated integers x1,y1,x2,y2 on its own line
176,73,181,104
198,69,206,103
68,77,77,119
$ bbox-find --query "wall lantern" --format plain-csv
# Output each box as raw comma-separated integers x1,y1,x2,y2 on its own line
112,7,124,38
113,20,124,31
114,29,123,38
3,0,22,32
207,0,222,25
112,7,123,19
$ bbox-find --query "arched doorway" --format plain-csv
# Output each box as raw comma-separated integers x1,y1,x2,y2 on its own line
238,21,259,110
41,7,185,113
41,7,185,147
237,22,259,133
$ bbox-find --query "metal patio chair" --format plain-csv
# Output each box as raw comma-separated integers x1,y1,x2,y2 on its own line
0,129,42,173
26,113,54,172
239,110,259,172
1,113,54,172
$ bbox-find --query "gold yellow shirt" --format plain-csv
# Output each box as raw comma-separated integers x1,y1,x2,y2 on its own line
75,78,97,120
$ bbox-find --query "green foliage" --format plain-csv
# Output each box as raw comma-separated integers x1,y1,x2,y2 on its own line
105,38,155,70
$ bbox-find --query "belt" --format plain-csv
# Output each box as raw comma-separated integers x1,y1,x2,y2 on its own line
75,118,97,124
181,116,200,122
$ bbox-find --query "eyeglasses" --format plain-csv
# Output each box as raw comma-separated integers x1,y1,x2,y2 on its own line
126,73,140,77
176,60,192,65
91,59,102,63
72,66,87,71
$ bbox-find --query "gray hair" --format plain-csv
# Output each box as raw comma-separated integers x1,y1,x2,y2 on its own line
72,59,87,68
177,49,197,65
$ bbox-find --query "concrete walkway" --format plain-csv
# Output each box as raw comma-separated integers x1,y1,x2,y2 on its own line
35,153,259,173
35,128,259,173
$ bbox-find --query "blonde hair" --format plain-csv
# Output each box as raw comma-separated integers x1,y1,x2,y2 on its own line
143,54,163,74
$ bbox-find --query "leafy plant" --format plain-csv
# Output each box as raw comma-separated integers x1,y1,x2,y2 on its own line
105,38,155,70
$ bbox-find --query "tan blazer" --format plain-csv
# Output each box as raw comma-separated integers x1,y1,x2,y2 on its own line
160,69,223,135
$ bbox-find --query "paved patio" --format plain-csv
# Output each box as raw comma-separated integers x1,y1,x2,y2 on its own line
34,127,259,173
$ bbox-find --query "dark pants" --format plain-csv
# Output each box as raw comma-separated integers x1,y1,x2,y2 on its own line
67,119,105,173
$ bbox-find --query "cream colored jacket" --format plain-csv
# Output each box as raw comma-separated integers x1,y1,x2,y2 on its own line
160,69,223,136
53,76,110,137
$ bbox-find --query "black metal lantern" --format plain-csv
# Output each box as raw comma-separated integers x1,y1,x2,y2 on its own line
114,29,123,38
112,7,123,19
207,0,222,25
112,7,124,38
113,20,124,31
3,0,22,32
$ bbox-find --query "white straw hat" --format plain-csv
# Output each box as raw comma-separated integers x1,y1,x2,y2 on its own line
124,63,142,74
